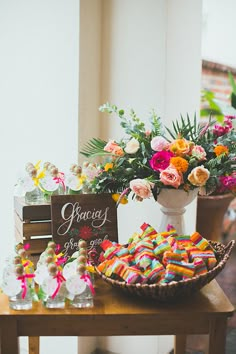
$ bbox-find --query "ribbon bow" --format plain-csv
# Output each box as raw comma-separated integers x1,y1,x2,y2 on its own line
52,271,66,299
80,274,95,295
53,172,66,191
17,274,35,299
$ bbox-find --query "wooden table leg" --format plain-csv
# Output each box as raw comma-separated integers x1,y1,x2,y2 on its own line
0,318,19,354
174,334,186,354
29,336,40,354
208,318,228,354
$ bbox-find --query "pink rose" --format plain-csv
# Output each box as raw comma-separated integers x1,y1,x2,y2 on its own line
159,165,183,188
130,179,154,199
191,145,206,161
149,151,174,171
151,136,170,151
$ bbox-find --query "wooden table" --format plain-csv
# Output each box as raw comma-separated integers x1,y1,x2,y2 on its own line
0,279,234,354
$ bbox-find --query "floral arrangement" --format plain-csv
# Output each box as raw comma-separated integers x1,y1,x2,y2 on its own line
80,103,236,202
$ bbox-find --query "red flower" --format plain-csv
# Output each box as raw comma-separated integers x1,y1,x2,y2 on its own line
79,225,93,240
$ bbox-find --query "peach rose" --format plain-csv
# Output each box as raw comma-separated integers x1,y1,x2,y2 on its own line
104,140,124,156
159,165,183,188
187,166,210,187
130,179,154,199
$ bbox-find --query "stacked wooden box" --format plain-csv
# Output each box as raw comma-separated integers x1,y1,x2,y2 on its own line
14,197,52,256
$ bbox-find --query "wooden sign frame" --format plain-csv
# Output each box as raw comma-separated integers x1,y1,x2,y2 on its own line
51,194,118,258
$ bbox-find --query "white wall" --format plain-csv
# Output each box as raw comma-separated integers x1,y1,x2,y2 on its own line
0,0,79,259
99,0,202,247
202,0,236,67
0,1,79,353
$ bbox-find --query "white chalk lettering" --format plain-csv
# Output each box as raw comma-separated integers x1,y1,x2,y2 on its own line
56,202,110,235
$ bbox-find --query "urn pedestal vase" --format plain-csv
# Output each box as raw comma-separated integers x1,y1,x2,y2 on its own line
156,188,199,235
196,194,235,241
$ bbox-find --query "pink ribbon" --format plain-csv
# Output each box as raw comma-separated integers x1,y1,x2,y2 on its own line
23,243,30,250
53,172,66,191
52,271,66,299
17,274,35,299
80,274,95,295
56,256,67,267
55,244,61,254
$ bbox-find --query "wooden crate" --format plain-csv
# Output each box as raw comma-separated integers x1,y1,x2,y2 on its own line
14,196,52,256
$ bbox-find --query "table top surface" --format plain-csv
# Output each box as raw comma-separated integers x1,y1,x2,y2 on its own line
0,279,234,319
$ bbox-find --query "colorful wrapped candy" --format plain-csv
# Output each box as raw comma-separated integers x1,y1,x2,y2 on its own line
96,223,218,286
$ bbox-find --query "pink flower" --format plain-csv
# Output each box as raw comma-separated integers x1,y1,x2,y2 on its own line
159,165,183,188
104,140,124,156
130,179,154,199
218,175,236,193
191,145,207,161
149,151,174,171
213,116,234,137
151,136,170,151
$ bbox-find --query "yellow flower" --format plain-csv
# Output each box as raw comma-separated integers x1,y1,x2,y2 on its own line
77,174,87,189
170,156,189,173
214,145,229,156
112,193,128,204
104,162,114,171
32,161,46,187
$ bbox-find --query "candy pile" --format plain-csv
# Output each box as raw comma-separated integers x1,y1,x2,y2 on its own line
96,223,218,285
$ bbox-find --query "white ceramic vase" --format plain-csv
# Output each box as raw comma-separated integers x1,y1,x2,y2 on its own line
156,188,199,235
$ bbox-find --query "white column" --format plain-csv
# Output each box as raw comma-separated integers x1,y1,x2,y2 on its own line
78,1,203,353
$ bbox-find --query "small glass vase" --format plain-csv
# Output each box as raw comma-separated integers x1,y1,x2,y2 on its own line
43,292,66,309
67,274,94,308
9,288,33,310
40,276,66,309
25,188,44,205
71,284,94,308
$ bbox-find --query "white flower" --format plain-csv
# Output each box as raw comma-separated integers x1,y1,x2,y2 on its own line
124,138,140,154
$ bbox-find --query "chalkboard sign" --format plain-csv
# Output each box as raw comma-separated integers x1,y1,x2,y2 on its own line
51,194,118,259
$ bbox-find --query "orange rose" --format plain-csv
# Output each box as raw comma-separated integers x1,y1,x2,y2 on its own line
169,139,191,156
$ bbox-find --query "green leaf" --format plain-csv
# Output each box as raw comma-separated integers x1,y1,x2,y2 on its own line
231,92,236,109
228,71,236,95
80,138,108,158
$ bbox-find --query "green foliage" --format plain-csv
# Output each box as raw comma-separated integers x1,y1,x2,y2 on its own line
80,138,108,158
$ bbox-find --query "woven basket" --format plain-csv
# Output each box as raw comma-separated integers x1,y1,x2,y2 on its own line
95,240,235,301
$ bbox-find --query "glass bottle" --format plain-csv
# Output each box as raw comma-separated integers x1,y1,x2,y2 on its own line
70,274,94,308
69,264,94,308
9,288,33,310
8,264,35,310
25,187,44,205
40,263,66,309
